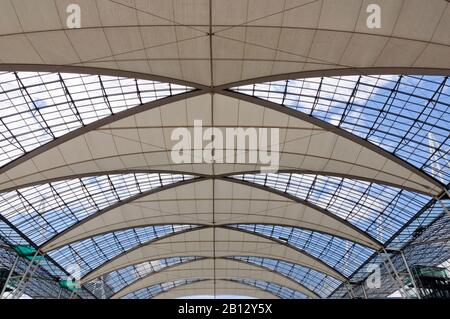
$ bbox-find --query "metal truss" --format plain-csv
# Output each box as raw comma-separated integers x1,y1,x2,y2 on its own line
231,75,449,183
0,70,448,299
0,71,194,167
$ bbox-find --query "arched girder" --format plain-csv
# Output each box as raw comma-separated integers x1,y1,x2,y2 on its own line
40,176,381,252
220,177,382,249
215,67,450,90
0,89,204,189
0,93,442,195
111,258,319,299
216,169,441,189
217,90,445,195
1,65,448,96
39,177,207,252
0,64,209,90
152,279,281,300
80,226,347,283
0,169,209,194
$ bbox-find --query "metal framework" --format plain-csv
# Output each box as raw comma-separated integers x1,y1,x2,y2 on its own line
38,176,381,252
230,75,449,183
110,257,319,299
134,279,282,299
0,69,448,299
0,71,194,168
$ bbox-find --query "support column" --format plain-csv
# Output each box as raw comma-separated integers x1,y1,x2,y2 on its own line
345,282,356,299
361,281,368,299
399,250,421,299
380,249,407,298
10,248,42,299
0,255,19,298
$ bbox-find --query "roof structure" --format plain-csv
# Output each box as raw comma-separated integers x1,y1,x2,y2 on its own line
0,0,449,299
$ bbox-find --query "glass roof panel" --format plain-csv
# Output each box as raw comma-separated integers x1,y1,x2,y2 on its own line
0,71,447,299
231,75,449,184
0,71,194,167
104,256,200,296
230,256,341,298
232,173,430,243
331,197,450,298
0,173,194,246
234,279,308,299
48,225,198,278
121,279,201,299
388,199,449,248
231,224,374,278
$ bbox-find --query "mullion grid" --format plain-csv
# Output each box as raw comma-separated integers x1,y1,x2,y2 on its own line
40,72,83,134
232,74,449,298
231,75,450,182
0,71,193,167
0,236,86,299
235,279,307,299
368,77,448,175
232,224,373,278
231,173,432,296
122,279,200,299
13,190,56,242
48,225,197,279
389,199,449,247
0,173,193,245
0,225,96,299
231,256,341,298
0,72,55,161
1,72,85,154
57,73,85,125
13,72,56,139
75,73,110,121
335,197,450,298
233,173,429,242
333,203,450,298
104,256,199,296
0,220,29,246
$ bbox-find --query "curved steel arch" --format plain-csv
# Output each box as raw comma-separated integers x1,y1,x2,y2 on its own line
40,175,381,252
151,279,281,300
111,257,319,299
0,81,443,195
80,225,347,284
216,168,443,191
214,67,450,90
0,88,205,176
0,90,442,195
220,177,382,249
39,176,206,252
0,64,210,90
218,90,445,195
0,1,448,87
0,169,209,194
2,64,448,93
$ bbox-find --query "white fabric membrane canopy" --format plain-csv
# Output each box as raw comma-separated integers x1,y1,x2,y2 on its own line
40,177,382,252
0,0,449,86
0,93,442,195
80,227,348,283
0,0,449,299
